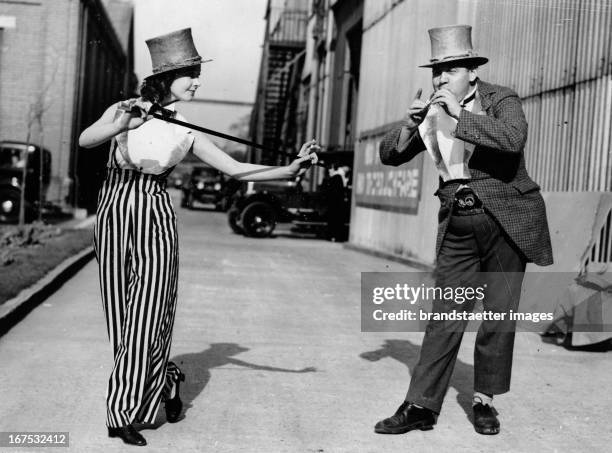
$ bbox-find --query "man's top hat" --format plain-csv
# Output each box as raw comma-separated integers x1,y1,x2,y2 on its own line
420,25,488,68
145,28,210,78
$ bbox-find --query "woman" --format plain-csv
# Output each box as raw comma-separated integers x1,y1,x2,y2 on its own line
79,28,318,447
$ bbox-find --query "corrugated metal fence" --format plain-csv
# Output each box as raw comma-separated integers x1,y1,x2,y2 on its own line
460,0,612,192
352,0,611,265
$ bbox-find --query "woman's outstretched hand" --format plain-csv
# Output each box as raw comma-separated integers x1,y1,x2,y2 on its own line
288,139,320,176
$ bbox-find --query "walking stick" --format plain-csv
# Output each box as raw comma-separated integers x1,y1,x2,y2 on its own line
148,103,300,159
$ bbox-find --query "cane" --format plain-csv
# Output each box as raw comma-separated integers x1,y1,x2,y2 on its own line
147,103,306,159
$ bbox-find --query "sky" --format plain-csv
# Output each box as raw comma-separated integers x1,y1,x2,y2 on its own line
132,0,268,133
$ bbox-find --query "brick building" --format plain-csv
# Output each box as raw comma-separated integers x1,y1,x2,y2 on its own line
0,0,134,212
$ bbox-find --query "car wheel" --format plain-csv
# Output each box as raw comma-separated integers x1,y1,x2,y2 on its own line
227,207,245,235
240,201,276,238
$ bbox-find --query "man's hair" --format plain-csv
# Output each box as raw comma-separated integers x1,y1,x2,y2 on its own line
432,62,479,73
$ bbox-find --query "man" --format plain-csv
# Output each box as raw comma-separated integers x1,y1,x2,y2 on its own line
374,25,553,435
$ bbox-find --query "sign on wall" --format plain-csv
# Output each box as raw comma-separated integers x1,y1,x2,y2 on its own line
354,124,423,214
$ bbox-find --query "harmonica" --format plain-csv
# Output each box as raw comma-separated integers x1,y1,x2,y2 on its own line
416,92,436,115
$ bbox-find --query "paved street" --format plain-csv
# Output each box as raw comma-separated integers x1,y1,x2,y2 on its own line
0,190,611,452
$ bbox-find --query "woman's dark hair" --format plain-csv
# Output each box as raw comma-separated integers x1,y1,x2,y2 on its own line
139,71,178,103
140,65,201,103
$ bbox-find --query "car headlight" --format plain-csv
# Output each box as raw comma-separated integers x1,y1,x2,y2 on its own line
214,182,221,191
196,181,205,190
1,200,14,213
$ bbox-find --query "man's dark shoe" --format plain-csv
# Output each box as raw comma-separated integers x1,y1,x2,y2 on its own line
107,424,147,446
473,403,500,435
374,402,436,434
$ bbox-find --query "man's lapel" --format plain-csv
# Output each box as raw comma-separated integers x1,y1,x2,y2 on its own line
476,80,495,114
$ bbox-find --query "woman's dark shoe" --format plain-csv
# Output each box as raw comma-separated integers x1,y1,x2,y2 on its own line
165,372,185,423
374,401,437,434
107,424,147,446
473,403,500,435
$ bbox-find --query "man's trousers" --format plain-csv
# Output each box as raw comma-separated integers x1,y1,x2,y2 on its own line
406,209,526,414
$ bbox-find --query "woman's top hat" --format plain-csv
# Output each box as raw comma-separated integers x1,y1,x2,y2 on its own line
145,28,210,78
420,25,488,68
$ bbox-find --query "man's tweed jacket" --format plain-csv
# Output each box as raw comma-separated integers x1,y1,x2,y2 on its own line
379,80,553,266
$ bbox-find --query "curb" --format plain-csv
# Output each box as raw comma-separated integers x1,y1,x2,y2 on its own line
0,245,95,337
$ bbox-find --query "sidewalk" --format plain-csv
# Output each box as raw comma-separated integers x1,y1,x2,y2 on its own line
0,215,95,336
0,207,610,452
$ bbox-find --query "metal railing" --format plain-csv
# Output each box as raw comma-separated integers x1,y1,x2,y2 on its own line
269,8,308,45
582,205,612,273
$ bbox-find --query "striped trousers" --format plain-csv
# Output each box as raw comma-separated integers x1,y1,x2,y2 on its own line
94,168,182,428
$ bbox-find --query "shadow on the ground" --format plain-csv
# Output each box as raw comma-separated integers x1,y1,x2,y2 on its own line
360,339,475,422
153,343,316,425
540,333,612,352
272,232,321,240
180,204,219,212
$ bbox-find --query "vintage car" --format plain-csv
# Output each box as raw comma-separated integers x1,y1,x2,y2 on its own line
228,152,352,240
0,141,51,223
180,165,240,211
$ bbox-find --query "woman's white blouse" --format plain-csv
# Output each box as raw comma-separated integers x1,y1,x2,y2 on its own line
109,100,194,175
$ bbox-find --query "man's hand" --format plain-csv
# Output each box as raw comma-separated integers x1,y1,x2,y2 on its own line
430,88,462,119
403,89,430,129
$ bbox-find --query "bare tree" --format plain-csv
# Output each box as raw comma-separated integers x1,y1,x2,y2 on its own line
19,61,56,226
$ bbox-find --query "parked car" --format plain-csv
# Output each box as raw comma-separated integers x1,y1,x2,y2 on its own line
180,165,240,211
0,141,51,223
228,152,352,239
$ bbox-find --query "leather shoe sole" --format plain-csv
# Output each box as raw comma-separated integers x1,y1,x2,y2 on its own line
375,420,434,434
475,425,500,435
374,403,437,434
